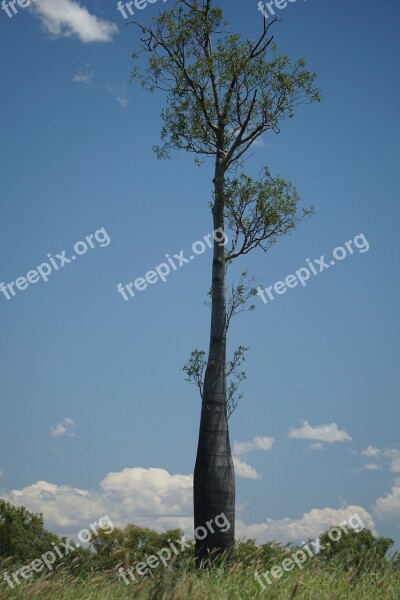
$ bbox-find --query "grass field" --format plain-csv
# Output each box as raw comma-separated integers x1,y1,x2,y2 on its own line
1,561,399,599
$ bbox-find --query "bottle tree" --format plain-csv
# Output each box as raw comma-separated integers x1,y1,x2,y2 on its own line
131,0,320,564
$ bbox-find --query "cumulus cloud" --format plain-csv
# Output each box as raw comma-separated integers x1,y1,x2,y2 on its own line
383,449,400,473
356,446,400,473
100,467,193,517
306,443,325,452
288,420,352,443
50,417,75,438
1,467,193,535
362,446,381,458
232,458,261,480
1,468,378,546
359,447,400,473
232,435,274,480
364,463,381,471
3,480,106,529
233,436,275,457
30,0,118,43
236,505,377,545
374,481,400,525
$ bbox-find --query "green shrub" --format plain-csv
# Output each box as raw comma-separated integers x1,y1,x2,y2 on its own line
0,500,60,563
317,527,394,572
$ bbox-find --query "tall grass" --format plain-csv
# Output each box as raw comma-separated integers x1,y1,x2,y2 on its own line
1,555,399,599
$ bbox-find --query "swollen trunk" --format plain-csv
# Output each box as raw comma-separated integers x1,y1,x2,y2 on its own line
193,169,235,564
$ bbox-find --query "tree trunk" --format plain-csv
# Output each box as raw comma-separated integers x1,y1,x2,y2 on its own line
193,160,235,565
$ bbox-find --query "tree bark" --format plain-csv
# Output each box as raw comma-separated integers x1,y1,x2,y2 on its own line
193,159,235,564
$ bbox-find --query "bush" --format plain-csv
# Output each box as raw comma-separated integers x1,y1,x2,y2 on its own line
0,500,60,563
316,527,394,572
89,523,186,571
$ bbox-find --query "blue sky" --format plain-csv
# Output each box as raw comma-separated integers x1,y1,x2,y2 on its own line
0,0,399,548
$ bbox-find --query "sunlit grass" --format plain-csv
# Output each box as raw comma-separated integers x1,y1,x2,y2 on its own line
1,557,399,599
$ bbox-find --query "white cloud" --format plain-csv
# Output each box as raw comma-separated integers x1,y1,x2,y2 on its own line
233,436,275,457
374,482,400,525
236,506,377,545
2,480,106,529
73,66,130,108
30,0,118,43
306,443,325,452
232,457,261,480
104,83,129,108
288,420,352,443
1,467,193,535
50,417,75,438
361,446,381,458
73,65,94,85
355,447,400,473
364,463,380,471
0,469,377,545
100,467,193,517
231,436,274,480
383,449,400,473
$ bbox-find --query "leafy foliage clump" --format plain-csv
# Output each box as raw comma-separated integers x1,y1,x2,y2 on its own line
317,527,395,573
0,500,59,563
